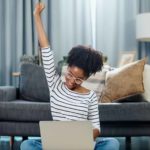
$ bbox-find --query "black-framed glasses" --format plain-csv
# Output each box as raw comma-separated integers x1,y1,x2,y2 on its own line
65,71,84,85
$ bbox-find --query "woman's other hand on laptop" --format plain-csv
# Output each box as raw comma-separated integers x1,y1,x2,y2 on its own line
93,128,100,141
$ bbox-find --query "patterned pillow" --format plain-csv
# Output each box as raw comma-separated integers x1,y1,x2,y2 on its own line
82,66,110,98
61,65,68,82
99,58,146,103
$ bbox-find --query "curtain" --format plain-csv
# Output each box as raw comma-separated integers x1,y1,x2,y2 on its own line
96,0,138,66
0,0,52,86
50,0,138,66
50,0,93,63
0,0,39,86
0,0,141,85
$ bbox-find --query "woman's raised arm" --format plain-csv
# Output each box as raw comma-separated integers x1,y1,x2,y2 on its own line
34,3,49,48
34,3,59,90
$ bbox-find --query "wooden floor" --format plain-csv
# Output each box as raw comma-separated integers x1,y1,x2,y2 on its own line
0,136,150,150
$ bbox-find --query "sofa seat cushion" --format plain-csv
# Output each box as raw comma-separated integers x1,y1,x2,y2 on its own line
0,100,52,122
1,101,150,123
99,102,150,121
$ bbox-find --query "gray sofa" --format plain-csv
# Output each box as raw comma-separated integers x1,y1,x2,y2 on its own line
0,63,150,149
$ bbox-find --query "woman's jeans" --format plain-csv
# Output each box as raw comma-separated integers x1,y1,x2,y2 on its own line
20,137,120,150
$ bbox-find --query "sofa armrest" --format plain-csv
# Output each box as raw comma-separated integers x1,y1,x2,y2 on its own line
0,86,17,101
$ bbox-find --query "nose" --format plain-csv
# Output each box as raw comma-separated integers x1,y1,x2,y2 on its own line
69,77,76,84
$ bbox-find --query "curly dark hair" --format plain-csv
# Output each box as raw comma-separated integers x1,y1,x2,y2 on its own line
67,45,103,78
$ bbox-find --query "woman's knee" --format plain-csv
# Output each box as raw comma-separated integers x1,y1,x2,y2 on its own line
20,139,42,150
107,138,120,150
20,140,32,150
95,137,120,150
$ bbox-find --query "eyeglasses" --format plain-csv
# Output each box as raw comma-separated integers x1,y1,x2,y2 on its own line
65,71,84,85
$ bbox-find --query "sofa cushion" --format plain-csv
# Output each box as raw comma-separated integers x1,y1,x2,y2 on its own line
0,100,150,122
0,100,52,121
142,64,150,102
0,86,16,101
19,63,50,102
82,65,112,98
98,102,150,121
99,58,146,103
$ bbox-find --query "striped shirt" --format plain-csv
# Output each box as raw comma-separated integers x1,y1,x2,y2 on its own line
42,47,100,130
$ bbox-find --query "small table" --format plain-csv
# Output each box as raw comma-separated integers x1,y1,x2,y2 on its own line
12,72,21,87
12,72,20,77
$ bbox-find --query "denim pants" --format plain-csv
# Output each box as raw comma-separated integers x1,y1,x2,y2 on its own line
20,137,120,150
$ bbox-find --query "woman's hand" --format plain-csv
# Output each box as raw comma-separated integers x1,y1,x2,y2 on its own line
34,3,45,16
93,128,100,141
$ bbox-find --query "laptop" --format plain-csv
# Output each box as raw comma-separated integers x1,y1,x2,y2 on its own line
39,121,94,150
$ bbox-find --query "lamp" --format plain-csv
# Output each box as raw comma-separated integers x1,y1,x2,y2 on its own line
136,13,150,59
136,13,150,41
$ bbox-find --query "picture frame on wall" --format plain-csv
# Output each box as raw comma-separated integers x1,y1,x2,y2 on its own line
118,51,136,67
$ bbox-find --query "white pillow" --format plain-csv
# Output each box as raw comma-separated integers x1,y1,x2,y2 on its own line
61,65,68,82
82,70,106,98
142,64,150,102
82,65,111,98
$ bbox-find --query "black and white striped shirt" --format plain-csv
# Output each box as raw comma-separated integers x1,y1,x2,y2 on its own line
42,47,100,130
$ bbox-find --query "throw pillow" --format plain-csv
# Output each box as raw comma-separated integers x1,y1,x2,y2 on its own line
142,64,150,102
82,65,111,98
99,58,146,103
61,65,68,82
20,63,50,102
82,70,106,98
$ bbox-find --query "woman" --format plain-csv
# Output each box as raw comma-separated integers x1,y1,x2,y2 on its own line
20,3,120,150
